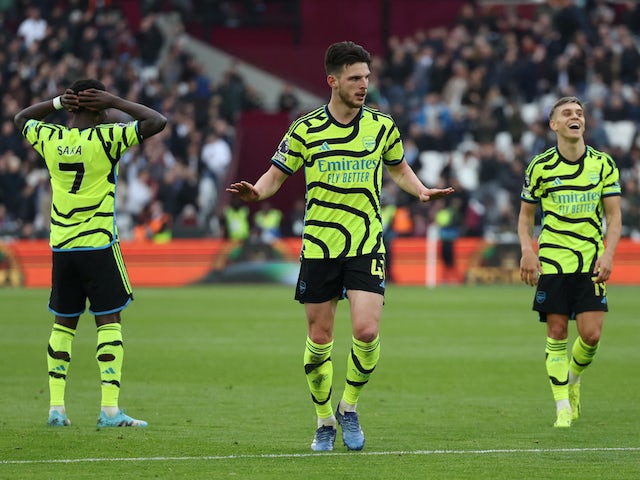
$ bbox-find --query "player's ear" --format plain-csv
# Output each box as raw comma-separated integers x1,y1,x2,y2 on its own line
327,74,337,88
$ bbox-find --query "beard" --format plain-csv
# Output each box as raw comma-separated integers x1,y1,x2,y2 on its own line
337,88,366,109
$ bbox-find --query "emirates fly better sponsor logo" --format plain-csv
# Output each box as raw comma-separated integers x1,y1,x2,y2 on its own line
320,158,377,184
550,191,601,215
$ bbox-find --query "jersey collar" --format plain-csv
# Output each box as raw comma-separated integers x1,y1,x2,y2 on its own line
324,105,363,127
555,145,589,163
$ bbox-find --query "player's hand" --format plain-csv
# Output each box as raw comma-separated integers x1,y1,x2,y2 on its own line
592,252,613,283
520,251,542,286
77,89,117,111
418,186,455,202
61,89,79,112
226,181,260,202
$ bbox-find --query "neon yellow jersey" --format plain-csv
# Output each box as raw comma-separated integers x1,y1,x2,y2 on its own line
22,119,141,250
521,146,621,274
223,206,250,241
271,105,404,259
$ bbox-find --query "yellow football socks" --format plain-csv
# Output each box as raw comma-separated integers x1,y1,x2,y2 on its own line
96,323,124,408
304,337,334,419
569,336,599,378
342,335,380,406
545,337,569,404
47,323,75,407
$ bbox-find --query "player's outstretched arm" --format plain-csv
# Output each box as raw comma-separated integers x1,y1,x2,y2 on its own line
227,165,288,202
386,159,454,202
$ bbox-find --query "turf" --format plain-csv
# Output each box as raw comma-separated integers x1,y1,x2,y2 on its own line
1,284,639,479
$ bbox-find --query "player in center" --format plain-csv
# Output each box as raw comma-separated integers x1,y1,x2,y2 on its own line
227,41,455,451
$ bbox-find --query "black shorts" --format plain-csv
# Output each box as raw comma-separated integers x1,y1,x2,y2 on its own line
49,242,133,317
294,253,386,304
533,273,608,322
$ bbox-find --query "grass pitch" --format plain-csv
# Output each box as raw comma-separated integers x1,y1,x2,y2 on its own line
1,284,639,479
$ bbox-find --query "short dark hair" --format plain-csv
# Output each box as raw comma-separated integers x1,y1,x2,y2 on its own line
324,41,371,76
548,96,583,120
69,78,106,94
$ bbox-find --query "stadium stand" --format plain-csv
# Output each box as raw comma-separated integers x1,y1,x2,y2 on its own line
1,0,640,243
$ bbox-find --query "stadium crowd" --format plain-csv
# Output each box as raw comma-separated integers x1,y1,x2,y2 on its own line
1,0,640,244
372,0,640,244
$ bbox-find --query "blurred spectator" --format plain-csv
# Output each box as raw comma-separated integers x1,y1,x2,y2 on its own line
617,26,640,85
380,181,401,282
442,59,468,113
411,92,453,151
584,111,610,151
16,5,46,48
277,82,301,118
403,137,420,169
525,121,553,158
156,162,197,220
136,13,165,68
253,202,283,243
0,202,18,237
551,0,594,49
621,178,640,239
0,153,25,224
125,168,154,223
15,181,37,237
216,63,247,123
391,202,415,238
583,72,609,105
282,198,305,238
452,148,479,192
0,119,25,156
435,197,463,284
173,204,207,238
223,195,250,241
200,120,233,209
134,199,172,243
603,91,630,122
621,0,640,32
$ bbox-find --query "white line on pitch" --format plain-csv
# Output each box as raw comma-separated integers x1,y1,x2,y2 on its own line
2,447,640,465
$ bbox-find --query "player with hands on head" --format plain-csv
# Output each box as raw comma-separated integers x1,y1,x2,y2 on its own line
518,96,622,428
14,78,167,428
227,41,454,451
